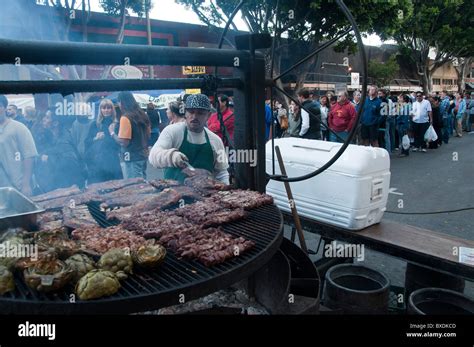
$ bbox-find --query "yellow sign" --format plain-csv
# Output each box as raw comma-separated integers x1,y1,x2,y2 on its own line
185,89,201,94
182,66,206,75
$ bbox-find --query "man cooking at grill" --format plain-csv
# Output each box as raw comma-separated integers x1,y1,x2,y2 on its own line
149,94,229,184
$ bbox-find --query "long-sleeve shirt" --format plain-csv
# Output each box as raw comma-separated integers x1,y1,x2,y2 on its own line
456,99,466,117
299,108,310,136
148,122,229,183
207,108,234,141
328,100,357,132
439,97,451,118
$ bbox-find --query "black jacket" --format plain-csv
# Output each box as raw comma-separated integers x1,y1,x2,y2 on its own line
85,118,123,184
301,99,321,139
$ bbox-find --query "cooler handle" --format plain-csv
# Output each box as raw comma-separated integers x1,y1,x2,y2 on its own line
371,178,384,202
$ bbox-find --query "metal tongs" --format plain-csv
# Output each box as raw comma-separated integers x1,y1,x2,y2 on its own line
183,160,196,172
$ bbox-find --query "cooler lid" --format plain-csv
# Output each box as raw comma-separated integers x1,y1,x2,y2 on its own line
265,138,390,176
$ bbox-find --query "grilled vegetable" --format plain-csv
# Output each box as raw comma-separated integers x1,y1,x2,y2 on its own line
34,228,80,259
23,253,73,292
97,248,133,280
75,270,121,300
132,244,166,268
65,254,96,283
0,265,15,295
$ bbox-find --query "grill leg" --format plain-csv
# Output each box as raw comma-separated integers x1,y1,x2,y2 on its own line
290,227,296,242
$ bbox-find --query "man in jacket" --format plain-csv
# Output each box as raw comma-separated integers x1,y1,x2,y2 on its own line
360,86,382,147
328,91,357,143
297,88,321,139
149,94,229,184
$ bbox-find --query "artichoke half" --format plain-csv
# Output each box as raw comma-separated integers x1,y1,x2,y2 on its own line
23,254,73,292
75,270,121,300
0,265,15,295
132,244,166,268
65,254,96,283
98,248,133,280
34,228,80,259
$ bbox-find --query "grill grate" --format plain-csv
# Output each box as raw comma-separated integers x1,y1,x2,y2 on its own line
0,203,283,314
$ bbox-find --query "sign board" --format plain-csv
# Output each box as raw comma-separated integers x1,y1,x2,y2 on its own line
182,66,206,75
111,65,143,79
185,89,201,94
350,72,360,88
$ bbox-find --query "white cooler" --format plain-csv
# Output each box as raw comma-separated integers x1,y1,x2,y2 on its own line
265,138,391,230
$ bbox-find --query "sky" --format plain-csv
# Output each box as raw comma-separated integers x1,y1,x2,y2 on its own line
89,0,389,46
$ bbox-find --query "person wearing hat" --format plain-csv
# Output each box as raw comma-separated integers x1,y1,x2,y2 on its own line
149,94,229,183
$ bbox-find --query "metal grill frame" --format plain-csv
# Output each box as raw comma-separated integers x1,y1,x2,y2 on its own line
0,204,283,314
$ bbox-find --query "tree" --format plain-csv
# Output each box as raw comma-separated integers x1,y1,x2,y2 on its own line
454,57,472,93
394,0,474,94
368,54,400,88
175,0,411,102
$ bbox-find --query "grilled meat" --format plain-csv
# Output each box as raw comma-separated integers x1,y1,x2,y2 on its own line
148,179,181,191
37,192,100,211
31,185,81,203
62,205,99,230
106,188,188,221
208,190,274,210
71,226,152,254
86,177,145,194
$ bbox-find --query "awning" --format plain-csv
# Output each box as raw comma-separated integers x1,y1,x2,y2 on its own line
465,82,474,90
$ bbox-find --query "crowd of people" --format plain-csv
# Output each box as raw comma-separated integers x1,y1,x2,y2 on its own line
0,91,236,196
0,86,472,197
267,87,474,156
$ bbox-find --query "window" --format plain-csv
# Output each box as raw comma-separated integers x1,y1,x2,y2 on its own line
442,79,453,85
432,78,441,85
454,80,458,85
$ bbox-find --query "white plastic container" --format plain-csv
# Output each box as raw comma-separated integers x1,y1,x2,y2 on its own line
265,138,391,230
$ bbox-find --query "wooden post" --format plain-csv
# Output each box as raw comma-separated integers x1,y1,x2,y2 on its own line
274,145,308,254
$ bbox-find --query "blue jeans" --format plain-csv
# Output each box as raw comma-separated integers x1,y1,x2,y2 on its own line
384,117,396,152
442,117,451,143
466,114,473,132
329,131,349,143
120,160,147,179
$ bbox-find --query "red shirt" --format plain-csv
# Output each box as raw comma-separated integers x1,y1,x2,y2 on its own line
207,108,234,142
328,100,357,132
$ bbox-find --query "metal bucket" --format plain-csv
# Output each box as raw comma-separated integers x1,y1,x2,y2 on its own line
324,264,390,314
405,263,465,297
408,288,474,315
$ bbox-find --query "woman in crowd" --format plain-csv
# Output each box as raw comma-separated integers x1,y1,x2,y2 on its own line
166,101,185,125
319,95,330,140
85,99,123,184
31,111,55,193
274,99,288,138
396,94,411,156
286,100,302,137
110,91,151,179
146,102,161,146
32,111,86,193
